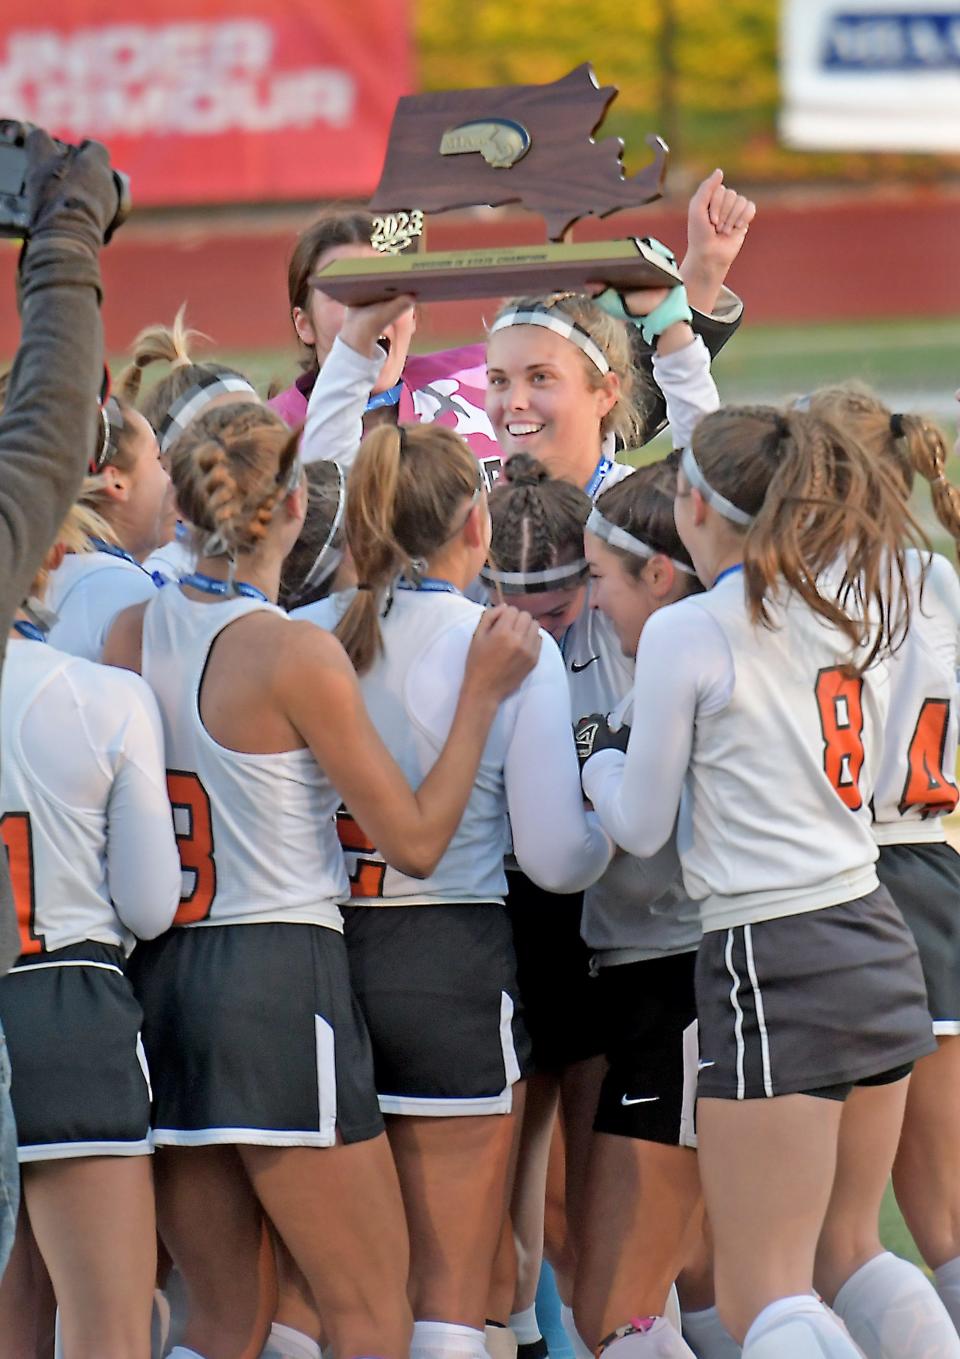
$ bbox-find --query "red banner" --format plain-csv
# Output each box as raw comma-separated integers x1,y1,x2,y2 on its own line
0,0,411,205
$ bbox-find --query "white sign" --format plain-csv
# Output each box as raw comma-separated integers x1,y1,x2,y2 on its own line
780,2,960,151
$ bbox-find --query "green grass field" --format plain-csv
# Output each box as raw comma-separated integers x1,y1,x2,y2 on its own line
184,313,959,1270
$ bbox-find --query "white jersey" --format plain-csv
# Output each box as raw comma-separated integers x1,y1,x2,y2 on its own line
48,551,158,661
581,691,701,964
872,551,960,844
584,568,888,933
141,586,348,930
144,528,195,584
0,638,180,955
307,587,611,905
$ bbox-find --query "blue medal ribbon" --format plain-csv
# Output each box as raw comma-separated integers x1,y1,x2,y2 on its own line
12,619,47,643
365,381,404,413
713,563,744,588
179,571,269,603
585,455,614,500
396,576,461,596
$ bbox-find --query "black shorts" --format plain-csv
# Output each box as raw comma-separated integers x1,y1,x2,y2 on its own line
507,870,604,1073
593,951,699,1147
343,903,531,1115
876,840,960,1035
0,942,152,1162
132,922,383,1147
695,888,936,1102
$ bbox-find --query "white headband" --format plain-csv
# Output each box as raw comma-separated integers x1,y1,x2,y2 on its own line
158,374,259,454
585,507,697,576
489,309,610,375
480,557,589,594
680,446,755,528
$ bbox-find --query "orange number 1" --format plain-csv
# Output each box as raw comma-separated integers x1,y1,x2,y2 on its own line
0,811,42,956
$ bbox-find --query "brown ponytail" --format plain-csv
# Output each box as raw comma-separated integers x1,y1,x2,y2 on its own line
691,404,929,671
804,383,960,563
171,404,299,558
336,424,481,674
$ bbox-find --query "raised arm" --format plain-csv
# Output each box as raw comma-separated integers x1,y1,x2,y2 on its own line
0,132,119,621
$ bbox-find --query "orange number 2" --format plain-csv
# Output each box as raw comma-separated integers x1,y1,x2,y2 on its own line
336,808,387,899
815,668,865,811
166,770,216,924
0,811,42,956
899,698,959,818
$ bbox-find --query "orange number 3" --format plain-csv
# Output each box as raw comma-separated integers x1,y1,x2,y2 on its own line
899,698,959,818
166,770,216,925
0,811,42,956
815,668,865,811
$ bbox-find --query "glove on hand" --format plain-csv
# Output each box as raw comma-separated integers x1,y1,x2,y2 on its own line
24,129,119,258
574,712,631,770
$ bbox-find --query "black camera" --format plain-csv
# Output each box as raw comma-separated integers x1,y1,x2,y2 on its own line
0,119,130,243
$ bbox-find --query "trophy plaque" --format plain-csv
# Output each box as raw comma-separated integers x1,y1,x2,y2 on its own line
315,63,681,305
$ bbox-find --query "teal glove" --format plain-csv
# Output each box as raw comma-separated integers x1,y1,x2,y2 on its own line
595,238,692,345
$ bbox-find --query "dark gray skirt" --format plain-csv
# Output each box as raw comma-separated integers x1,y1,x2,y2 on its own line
695,886,935,1101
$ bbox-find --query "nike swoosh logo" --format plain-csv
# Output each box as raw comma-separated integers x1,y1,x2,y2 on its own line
571,656,600,673
698,1060,715,1071
621,1094,660,1105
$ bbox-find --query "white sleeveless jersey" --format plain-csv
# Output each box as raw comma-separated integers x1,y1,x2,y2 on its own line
581,691,701,963
0,639,180,955
141,587,348,930
333,588,611,905
48,552,158,661
873,551,960,844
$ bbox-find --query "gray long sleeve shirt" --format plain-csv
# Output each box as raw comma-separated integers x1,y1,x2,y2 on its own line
0,236,104,971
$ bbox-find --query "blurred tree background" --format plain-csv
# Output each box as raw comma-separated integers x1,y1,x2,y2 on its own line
416,0,960,188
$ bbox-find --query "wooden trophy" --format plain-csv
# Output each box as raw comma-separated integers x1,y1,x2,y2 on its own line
314,63,680,304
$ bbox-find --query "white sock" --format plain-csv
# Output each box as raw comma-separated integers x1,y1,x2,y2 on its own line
485,1324,518,1359
935,1256,960,1334
681,1306,742,1357
561,1304,595,1359
167,1349,208,1359
260,1322,323,1359
742,1296,864,1358
510,1307,543,1347
410,1321,488,1359
599,1317,697,1357
834,1250,960,1358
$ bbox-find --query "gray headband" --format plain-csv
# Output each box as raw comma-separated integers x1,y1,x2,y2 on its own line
158,374,259,454
586,508,697,575
480,557,589,595
680,446,754,528
489,309,610,375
